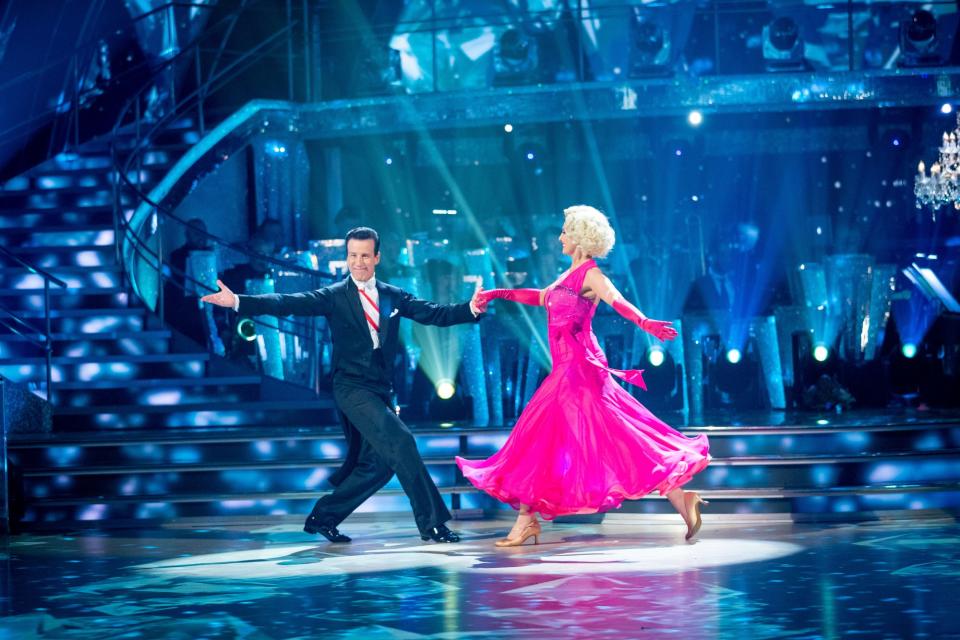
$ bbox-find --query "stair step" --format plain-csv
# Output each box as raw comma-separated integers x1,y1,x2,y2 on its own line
0,289,128,313
34,155,171,174
0,211,117,229
21,481,960,508
2,353,202,365
708,448,960,466
12,205,113,216
0,271,121,291
21,449,960,478
25,486,473,507
0,330,169,344
0,286,123,297
0,332,171,359
52,399,334,416
0,247,116,269
15,307,142,319
9,424,345,448
0,224,114,236
0,185,115,197
11,418,959,448
52,375,262,391
1,243,113,254
0,265,121,276
31,154,113,173
0,354,209,385
23,456,458,477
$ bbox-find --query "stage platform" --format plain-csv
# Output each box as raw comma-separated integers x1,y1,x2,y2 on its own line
9,408,960,526
1,512,956,638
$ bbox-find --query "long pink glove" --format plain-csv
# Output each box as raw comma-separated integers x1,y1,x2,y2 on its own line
612,297,678,342
477,288,541,308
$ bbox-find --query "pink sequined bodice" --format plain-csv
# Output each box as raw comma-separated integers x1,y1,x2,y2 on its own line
544,259,600,365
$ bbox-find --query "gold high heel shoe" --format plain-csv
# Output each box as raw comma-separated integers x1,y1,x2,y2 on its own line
684,492,708,540
495,520,542,547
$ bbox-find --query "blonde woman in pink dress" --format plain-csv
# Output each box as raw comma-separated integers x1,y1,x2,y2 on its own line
459,205,711,547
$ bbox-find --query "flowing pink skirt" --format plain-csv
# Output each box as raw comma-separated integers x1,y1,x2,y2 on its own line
456,358,710,519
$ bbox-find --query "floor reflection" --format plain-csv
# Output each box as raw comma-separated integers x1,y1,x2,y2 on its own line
2,515,956,638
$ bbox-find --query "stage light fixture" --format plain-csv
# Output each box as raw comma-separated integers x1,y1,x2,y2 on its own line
493,27,538,86
504,124,513,133
236,318,257,342
648,346,665,367
901,343,917,359
942,103,953,115
628,13,671,77
899,9,940,68
726,348,742,365
688,110,703,126
883,128,911,149
813,344,829,362
762,16,806,72
436,379,456,400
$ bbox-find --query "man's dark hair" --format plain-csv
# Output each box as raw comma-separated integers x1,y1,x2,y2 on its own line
345,226,380,254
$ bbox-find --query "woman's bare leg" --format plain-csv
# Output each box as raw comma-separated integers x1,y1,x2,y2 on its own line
666,488,707,540
666,489,690,527
505,504,537,539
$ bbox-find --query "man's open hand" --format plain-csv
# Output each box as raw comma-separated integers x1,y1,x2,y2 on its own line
200,279,237,309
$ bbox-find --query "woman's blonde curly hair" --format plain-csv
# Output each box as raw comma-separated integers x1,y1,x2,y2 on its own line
562,205,615,258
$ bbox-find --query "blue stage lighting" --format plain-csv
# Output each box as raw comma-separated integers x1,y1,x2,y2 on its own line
688,110,703,126
726,348,742,364
526,151,535,160
504,124,513,133
902,343,917,359
648,346,665,367
941,103,953,114
385,157,393,165
436,379,456,400
813,344,829,362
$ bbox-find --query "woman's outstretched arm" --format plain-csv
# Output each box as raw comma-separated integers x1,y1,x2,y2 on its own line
476,287,544,308
584,268,678,341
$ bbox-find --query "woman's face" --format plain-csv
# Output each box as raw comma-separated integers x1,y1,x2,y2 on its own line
559,226,576,256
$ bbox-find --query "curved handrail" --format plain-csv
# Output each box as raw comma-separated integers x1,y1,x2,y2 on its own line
109,0,333,352
0,247,67,290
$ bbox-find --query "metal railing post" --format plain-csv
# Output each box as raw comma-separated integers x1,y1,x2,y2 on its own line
195,46,205,134
287,0,295,100
43,280,52,403
72,55,80,151
156,212,165,326
302,0,311,101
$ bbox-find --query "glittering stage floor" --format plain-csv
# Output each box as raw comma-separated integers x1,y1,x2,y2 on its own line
2,514,957,639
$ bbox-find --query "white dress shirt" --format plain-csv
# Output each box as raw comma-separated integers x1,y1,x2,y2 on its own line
352,276,380,348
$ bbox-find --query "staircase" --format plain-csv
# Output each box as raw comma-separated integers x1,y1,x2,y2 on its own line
0,121,340,526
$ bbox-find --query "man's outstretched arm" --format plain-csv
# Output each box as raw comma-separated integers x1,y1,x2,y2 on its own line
398,283,485,327
201,278,333,317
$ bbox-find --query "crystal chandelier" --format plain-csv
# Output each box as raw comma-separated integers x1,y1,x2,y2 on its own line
915,112,960,214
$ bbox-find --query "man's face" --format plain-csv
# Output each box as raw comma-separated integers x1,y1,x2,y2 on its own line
346,238,380,282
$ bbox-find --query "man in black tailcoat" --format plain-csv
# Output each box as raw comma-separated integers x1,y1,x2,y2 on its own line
202,227,485,543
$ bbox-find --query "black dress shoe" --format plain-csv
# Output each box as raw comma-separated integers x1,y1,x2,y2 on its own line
303,517,351,543
421,523,461,543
